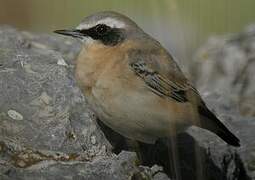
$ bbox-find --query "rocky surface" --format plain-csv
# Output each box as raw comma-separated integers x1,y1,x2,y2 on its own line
0,26,169,180
0,25,254,180
187,94,254,180
192,24,255,117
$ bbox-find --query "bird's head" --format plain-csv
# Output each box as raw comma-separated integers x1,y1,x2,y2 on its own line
54,11,144,47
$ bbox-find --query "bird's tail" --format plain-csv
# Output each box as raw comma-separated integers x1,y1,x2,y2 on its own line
198,104,240,147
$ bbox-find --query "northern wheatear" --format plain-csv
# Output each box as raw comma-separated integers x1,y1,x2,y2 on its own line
54,11,240,148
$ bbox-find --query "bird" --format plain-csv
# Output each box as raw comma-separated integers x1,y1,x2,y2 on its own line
54,11,240,177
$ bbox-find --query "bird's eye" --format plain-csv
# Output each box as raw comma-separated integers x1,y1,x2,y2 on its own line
95,24,110,35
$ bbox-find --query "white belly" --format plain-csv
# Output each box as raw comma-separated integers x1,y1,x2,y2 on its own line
86,79,193,144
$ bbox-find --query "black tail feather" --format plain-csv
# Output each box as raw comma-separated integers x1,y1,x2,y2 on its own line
198,104,240,147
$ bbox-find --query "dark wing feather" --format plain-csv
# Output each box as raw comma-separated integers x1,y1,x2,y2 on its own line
129,60,190,102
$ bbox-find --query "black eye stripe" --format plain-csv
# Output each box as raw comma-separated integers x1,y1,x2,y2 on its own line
79,24,110,36
79,29,88,34
95,24,110,35
78,24,125,46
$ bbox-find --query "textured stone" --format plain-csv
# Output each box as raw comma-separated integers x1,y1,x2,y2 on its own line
0,26,169,180
192,24,255,117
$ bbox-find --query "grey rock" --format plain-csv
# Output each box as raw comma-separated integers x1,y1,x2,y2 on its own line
0,26,169,180
1,151,163,180
185,93,253,180
0,26,107,155
192,24,255,117
188,25,255,179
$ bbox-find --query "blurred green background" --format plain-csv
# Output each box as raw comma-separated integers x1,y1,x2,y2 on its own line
0,0,255,67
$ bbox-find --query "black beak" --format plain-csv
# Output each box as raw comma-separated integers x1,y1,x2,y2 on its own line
54,29,83,38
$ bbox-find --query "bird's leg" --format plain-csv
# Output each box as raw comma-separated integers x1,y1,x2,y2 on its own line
135,141,157,167
133,138,181,179
160,136,182,180
95,118,130,154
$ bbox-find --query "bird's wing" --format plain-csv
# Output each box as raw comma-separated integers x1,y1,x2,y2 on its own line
128,49,240,146
129,51,198,103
